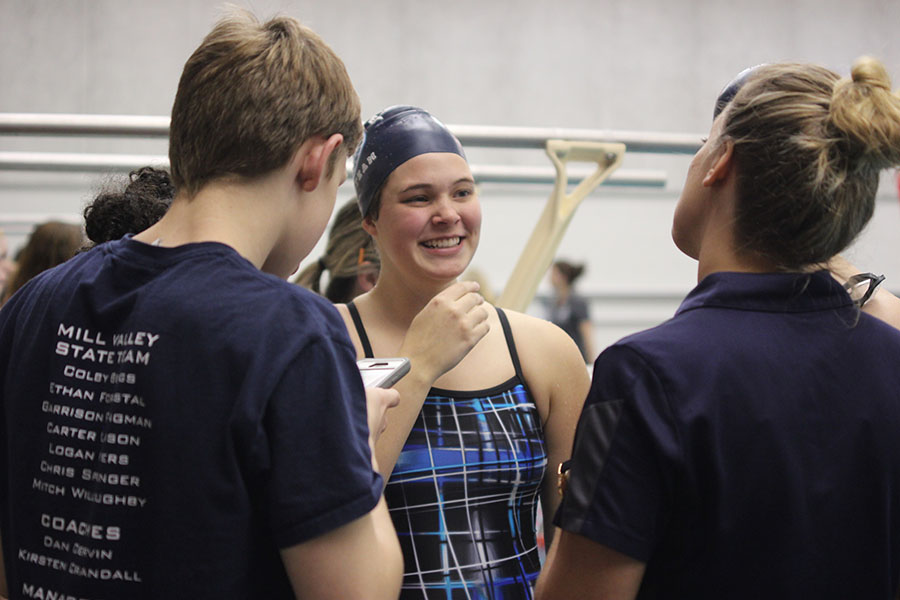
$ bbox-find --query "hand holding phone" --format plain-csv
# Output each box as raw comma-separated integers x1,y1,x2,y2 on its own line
357,357,411,388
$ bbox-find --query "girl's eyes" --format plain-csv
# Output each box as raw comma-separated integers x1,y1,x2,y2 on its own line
400,188,474,203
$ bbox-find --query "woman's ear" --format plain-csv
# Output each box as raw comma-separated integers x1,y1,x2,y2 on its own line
361,215,377,237
702,139,735,187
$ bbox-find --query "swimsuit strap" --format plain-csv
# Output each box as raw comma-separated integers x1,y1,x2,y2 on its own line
348,302,524,379
495,306,526,382
345,300,374,358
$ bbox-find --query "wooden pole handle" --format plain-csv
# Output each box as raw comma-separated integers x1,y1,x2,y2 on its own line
497,141,625,312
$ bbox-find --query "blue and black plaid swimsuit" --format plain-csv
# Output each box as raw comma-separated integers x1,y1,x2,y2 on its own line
348,302,547,599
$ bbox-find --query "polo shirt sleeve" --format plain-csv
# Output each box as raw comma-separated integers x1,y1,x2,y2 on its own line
263,335,383,548
553,343,681,561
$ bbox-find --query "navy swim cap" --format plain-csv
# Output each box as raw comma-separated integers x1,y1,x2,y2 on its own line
713,65,765,120
353,106,466,217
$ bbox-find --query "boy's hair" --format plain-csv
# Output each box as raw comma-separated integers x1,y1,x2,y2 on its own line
169,8,362,197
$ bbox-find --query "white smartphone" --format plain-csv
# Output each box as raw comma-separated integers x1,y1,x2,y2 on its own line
357,357,411,389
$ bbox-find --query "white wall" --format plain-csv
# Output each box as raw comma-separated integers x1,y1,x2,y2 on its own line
2,0,899,352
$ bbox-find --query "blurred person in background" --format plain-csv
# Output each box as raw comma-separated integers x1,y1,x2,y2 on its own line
0,221,83,305
82,166,174,248
294,197,379,303
0,231,15,300
546,259,596,363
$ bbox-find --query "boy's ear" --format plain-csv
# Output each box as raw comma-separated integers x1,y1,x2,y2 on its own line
295,133,344,192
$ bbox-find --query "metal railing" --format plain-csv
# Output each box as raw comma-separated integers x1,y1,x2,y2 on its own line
0,113,702,154
0,151,667,187
0,112,692,188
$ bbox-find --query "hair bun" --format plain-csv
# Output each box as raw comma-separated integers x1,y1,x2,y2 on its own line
850,56,892,91
829,56,900,172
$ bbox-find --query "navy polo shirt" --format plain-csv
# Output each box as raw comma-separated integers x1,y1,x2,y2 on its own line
556,271,900,599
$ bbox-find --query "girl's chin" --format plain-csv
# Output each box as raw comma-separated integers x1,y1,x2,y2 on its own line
417,261,470,281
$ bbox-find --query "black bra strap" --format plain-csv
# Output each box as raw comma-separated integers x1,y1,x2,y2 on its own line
346,300,374,358
495,307,526,382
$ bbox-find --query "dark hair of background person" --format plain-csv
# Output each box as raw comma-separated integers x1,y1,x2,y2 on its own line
294,197,379,303
83,167,175,248
1,221,84,304
724,57,900,270
553,260,585,285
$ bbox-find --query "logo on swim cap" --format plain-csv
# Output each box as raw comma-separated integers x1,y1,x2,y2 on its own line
354,152,378,185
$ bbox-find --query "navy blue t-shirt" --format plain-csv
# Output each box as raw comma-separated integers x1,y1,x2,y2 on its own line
0,238,381,599
556,271,900,599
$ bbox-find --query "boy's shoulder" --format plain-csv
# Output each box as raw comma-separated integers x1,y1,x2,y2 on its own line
11,239,346,346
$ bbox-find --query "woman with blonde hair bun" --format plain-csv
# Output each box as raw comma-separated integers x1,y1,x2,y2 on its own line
538,57,900,600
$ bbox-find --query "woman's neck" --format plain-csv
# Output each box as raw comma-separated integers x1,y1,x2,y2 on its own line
692,193,775,281
363,269,457,328
696,239,776,281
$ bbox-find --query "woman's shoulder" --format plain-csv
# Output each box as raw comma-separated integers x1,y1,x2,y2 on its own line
496,306,590,422
334,301,351,320
499,308,588,375
332,301,366,357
